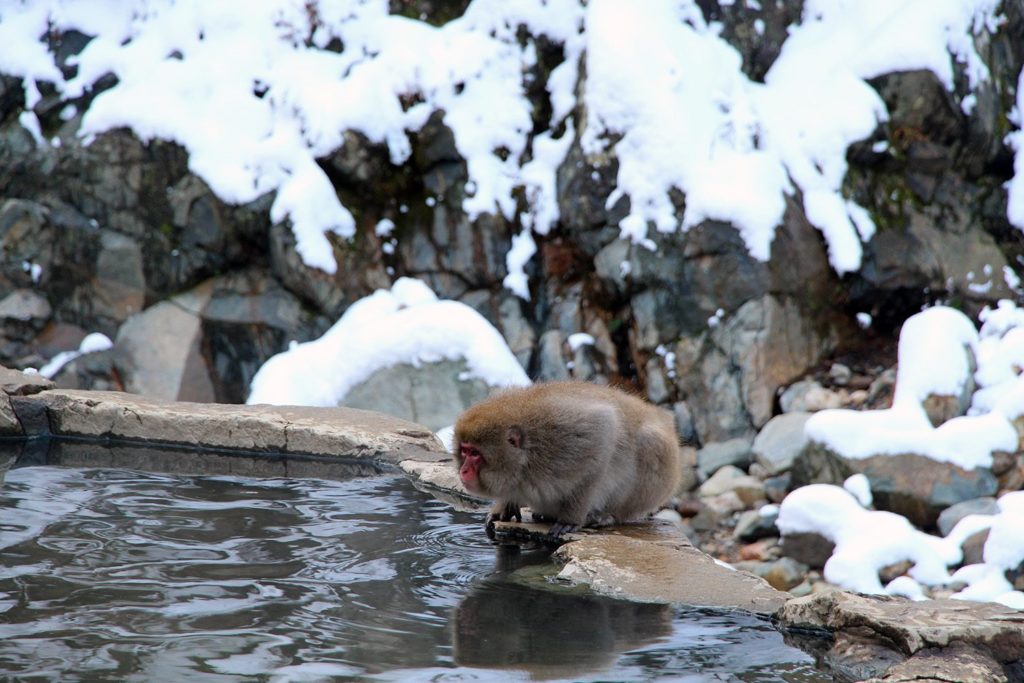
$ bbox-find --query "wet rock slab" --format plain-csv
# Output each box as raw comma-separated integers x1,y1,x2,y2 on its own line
492,519,789,615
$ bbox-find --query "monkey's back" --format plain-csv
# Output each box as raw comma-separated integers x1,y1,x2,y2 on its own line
481,381,681,523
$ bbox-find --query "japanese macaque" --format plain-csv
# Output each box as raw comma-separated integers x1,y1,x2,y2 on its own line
453,381,682,538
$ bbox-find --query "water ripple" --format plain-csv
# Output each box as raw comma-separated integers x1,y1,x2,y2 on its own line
0,460,829,681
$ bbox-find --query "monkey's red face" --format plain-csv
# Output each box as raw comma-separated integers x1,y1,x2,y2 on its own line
459,442,484,493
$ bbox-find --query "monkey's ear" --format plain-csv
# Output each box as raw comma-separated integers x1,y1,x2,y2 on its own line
507,425,525,449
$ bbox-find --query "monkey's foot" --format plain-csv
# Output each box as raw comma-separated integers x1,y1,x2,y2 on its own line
546,522,580,539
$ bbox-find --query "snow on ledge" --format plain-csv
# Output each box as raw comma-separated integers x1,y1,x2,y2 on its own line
247,277,529,407
805,306,1019,470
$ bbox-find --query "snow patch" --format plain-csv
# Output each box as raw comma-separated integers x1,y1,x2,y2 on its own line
247,277,529,406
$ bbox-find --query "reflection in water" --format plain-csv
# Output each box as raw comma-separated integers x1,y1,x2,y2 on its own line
454,577,674,679
0,444,828,681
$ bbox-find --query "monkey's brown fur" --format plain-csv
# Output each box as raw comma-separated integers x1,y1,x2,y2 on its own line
454,381,681,537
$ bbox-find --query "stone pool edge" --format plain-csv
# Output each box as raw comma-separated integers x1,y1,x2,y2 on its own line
1,383,790,613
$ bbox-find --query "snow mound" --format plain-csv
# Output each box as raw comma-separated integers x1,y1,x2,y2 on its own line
806,306,1018,469
777,483,1024,608
246,277,529,406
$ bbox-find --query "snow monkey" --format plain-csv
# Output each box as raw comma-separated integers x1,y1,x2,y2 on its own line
453,381,682,539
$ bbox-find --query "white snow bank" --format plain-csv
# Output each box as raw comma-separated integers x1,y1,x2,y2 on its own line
246,277,529,406
583,0,1007,272
892,306,978,407
790,302,1024,608
972,300,1024,419
2,1,1019,287
0,0,580,275
1008,66,1024,230
777,483,1024,608
806,306,1018,469
777,484,956,595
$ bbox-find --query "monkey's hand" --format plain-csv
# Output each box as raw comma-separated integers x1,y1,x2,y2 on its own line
486,500,522,529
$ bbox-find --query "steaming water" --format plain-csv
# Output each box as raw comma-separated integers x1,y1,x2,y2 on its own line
0,448,828,681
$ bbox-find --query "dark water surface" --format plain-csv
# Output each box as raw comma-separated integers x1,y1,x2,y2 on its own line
0,445,828,681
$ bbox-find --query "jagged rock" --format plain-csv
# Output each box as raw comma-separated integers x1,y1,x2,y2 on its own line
698,465,764,504
673,335,754,443
792,443,999,529
0,288,51,342
961,529,989,567
117,270,321,403
752,412,812,475
116,282,214,402
779,380,843,413
200,269,325,402
936,497,999,536
672,401,698,445
733,507,780,542
535,329,570,381
778,590,1024,664
780,531,835,569
763,473,791,504
697,438,753,479
2,129,270,303
269,221,388,320
556,139,625,258
870,642,1009,683
0,366,53,395
674,296,835,444
340,359,496,432
593,238,632,299
496,294,536,370
0,392,20,435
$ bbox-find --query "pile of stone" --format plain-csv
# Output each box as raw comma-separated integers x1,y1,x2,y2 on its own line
669,357,1024,603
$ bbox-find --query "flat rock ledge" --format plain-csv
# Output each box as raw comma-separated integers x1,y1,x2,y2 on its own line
2,388,448,471
3,376,1023,681
494,519,789,615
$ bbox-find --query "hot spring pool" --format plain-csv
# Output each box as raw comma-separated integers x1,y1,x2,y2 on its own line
0,442,828,681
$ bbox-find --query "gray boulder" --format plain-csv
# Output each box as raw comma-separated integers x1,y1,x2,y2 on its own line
792,442,998,529
752,412,812,475
340,359,497,432
936,497,998,537
697,438,753,479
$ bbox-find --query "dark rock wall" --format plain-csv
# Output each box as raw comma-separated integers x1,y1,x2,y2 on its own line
1,2,1022,445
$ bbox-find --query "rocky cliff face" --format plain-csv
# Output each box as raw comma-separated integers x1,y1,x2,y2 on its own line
1,2,1022,448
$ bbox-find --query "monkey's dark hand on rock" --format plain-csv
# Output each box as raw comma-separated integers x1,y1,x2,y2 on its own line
486,500,522,528
546,521,580,540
